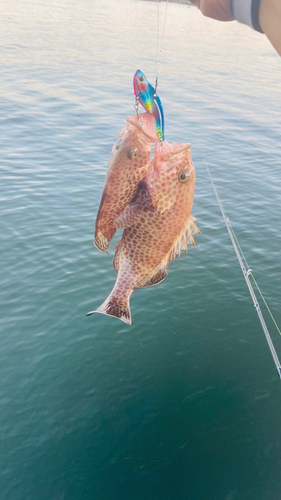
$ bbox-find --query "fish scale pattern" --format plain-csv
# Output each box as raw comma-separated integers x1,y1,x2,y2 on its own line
91,140,199,325
94,112,157,252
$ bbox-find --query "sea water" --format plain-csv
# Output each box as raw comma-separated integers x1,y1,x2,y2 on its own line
1,0,281,498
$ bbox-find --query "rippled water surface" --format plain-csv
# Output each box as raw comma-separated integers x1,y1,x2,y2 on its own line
1,0,281,498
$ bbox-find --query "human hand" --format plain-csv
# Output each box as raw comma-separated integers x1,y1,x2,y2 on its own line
190,0,281,57
189,0,235,22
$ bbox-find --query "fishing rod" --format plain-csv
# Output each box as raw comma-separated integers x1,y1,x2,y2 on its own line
203,157,281,380
140,1,281,379
152,1,281,379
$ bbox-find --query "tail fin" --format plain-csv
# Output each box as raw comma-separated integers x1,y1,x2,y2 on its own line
87,289,133,325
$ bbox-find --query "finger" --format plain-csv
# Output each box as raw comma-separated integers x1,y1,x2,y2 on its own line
201,0,234,21
189,0,201,6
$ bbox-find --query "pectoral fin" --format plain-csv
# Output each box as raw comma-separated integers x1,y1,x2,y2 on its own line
113,203,142,229
147,184,176,213
128,165,149,185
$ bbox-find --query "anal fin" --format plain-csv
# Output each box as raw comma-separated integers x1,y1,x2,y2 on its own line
140,265,168,288
113,240,123,272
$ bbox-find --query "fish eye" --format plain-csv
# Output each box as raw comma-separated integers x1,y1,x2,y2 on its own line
178,171,189,183
127,147,138,159
138,75,145,84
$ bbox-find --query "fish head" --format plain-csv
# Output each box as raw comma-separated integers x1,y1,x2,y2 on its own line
146,140,195,213
108,112,157,171
127,111,158,144
107,126,128,167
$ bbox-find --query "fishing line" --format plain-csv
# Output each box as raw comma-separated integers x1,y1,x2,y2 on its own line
154,0,169,93
202,154,281,380
230,225,281,337
153,0,160,86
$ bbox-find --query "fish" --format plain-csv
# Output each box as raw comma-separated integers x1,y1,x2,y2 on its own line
88,140,200,324
94,112,157,253
133,69,165,141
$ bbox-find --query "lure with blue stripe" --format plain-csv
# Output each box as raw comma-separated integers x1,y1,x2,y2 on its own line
133,69,165,141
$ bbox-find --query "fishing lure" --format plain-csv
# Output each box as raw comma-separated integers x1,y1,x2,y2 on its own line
133,69,165,141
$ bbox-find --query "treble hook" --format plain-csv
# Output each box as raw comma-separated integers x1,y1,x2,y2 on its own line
134,96,143,125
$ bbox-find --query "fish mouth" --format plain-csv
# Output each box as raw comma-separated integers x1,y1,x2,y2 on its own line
157,141,191,159
155,141,193,173
127,113,158,143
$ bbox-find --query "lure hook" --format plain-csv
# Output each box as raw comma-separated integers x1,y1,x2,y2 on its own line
134,96,143,125
134,96,140,118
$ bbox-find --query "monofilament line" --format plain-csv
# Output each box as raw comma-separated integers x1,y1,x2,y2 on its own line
203,156,281,380
153,0,161,85
154,0,169,93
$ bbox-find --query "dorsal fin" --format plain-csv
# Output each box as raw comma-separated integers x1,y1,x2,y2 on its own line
160,215,200,269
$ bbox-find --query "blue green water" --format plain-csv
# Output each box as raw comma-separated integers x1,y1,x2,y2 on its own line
1,0,281,498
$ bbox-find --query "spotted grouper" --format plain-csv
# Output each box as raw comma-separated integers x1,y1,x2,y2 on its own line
88,140,200,325
94,112,157,252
